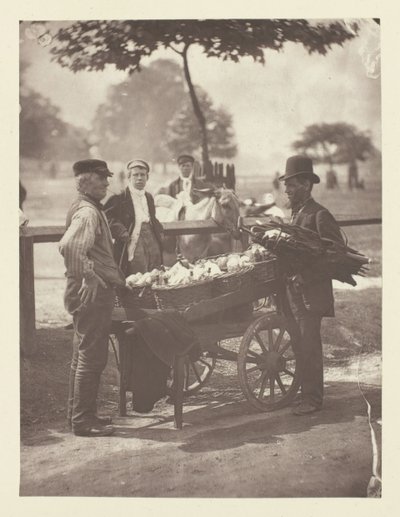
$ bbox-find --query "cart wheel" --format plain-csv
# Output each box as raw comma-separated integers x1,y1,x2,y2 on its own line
168,353,217,395
238,313,300,411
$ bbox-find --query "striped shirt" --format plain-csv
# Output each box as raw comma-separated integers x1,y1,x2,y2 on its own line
59,206,99,279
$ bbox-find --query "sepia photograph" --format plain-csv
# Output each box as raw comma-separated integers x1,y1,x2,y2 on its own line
17,13,383,500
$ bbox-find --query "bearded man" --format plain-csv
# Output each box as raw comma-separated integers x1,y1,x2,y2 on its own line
59,159,126,436
279,155,344,416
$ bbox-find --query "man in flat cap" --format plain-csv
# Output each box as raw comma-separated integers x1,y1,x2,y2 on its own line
59,159,126,436
279,155,344,416
157,154,197,203
104,159,163,275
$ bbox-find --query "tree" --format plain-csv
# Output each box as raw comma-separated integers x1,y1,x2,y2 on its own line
166,87,237,159
292,122,379,186
92,59,185,165
20,88,66,160
51,19,358,165
20,60,89,162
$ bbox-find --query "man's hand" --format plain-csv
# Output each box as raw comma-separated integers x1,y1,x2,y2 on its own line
78,274,107,305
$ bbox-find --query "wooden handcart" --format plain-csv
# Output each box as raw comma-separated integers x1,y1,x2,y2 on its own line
110,264,301,429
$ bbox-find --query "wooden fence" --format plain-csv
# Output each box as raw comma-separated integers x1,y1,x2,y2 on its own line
193,161,236,190
19,216,382,356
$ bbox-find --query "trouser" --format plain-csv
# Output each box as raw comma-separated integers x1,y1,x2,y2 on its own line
286,288,324,408
64,278,115,429
128,223,162,274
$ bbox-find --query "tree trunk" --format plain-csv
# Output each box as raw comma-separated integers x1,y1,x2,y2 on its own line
181,45,210,166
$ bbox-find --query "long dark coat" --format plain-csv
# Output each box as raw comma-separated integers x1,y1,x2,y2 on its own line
104,188,163,273
290,197,344,317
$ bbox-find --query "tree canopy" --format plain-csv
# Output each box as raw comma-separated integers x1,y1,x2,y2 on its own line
292,122,378,165
91,59,237,166
20,60,89,162
166,87,237,159
92,59,185,164
51,19,359,164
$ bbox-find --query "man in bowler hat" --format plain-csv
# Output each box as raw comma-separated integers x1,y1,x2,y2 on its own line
59,159,126,436
279,155,344,415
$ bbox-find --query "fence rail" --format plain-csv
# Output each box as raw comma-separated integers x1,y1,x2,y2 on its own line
19,216,382,355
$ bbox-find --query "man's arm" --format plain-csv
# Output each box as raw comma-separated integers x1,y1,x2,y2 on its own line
59,207,98,279
103,195,130,242
315,209,344,244
59,207,109,304
296,209,343,286
147,193,164,237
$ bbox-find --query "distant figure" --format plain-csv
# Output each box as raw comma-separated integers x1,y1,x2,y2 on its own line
272,171,280,191
326,168,339,189
49,162,57,179
348,161,359,190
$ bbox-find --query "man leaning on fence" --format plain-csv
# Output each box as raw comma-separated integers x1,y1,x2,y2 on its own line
59,159,126,437
280,155,344,416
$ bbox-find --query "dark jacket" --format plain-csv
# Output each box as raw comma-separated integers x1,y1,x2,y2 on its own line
119,312,200,413
290,197,344,317
159,177,183,198
157,176,203,202
104,188,163,273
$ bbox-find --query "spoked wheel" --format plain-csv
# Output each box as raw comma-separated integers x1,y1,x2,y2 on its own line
168,353,217,396
238,313,300,411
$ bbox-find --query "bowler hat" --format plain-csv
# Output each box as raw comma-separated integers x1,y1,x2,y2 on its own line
126,159,150,172
73,159,113,177
177,154,195,165
279,155,320,184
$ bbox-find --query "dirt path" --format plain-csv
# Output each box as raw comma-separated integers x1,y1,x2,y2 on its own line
20,353,381,498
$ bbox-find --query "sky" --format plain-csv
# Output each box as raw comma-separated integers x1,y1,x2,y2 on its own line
19,19,381,175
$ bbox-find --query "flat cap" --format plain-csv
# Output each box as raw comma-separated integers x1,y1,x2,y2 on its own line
126,159,150,172
177,154,195,165
73,159,113,177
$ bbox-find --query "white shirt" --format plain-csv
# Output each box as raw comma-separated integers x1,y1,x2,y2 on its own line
129,186,150,222
179,175,193,205
126,186,150,260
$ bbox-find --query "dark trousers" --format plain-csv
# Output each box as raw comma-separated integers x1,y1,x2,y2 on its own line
64,278,115,429
286,288,324,408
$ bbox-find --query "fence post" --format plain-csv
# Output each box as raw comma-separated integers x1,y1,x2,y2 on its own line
20,234,36,356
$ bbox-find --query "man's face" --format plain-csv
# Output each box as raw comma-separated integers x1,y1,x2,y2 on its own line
179,161,193,178
129,166,148,190
284,177,310,208
86,173,109,200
